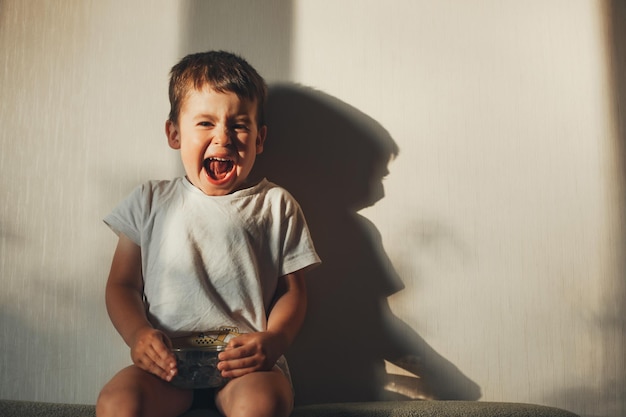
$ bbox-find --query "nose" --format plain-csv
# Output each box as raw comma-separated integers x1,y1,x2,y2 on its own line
213,126,233,147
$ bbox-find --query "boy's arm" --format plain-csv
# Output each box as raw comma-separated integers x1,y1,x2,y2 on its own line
266,269,308,351
217,269,307,377
106,233,177,381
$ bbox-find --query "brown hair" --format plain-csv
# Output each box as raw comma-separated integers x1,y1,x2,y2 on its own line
168,51,267,125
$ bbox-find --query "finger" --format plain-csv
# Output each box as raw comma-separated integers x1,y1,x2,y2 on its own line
142,357,175,381
218,360,258,378
143,346,177,381
227,332,254,347
218,355,274,378
219,366,254,379
144,333,176,367
220,339,261,359
152,337,176,365
218,348,254,364
218,351,273,377
218,355,256,370
146,359,177,381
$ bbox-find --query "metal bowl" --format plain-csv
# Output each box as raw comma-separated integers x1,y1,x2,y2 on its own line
169,328,241,389
170,346,228,389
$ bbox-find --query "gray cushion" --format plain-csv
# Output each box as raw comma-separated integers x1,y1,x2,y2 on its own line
0,400,579,417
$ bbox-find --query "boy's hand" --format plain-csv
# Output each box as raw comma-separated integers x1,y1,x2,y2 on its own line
216,331,286,378
130,327,178,382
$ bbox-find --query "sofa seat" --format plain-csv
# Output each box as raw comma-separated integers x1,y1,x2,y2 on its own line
0,399,580,417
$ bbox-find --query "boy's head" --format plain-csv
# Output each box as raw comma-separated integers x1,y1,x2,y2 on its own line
168,50,267,126
165,51,268,196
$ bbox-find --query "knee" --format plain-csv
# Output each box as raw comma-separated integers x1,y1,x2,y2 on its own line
96,385,141,417
217,370,294,417
228,392,293,417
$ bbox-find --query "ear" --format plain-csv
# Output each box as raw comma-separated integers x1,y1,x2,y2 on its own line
256,125,267,154
165,119,181,149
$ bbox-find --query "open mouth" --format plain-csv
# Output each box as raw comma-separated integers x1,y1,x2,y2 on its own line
204,157,235,181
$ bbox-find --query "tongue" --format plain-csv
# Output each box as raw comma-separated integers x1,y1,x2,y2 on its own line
209,160,233,180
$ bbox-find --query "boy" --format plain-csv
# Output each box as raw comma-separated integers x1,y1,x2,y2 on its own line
96,51,320,417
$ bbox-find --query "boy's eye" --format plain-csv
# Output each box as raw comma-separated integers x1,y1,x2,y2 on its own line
198,121,213,127
232,124,250,132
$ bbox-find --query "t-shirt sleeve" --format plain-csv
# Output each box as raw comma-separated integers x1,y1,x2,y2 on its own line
279,196,321,276
103,183,149,246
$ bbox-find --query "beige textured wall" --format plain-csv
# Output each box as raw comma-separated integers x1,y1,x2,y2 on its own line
0,1,623,416
0,0,181,404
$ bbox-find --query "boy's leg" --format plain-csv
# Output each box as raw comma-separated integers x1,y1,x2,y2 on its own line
215,369,293,417
96,365,194,417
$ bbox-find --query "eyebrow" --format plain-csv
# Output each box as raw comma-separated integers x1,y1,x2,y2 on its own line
191,113,254,122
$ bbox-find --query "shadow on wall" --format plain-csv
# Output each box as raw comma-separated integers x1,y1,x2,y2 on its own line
250,84,481,406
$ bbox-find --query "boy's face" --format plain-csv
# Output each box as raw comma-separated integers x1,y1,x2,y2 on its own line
166,86,266,196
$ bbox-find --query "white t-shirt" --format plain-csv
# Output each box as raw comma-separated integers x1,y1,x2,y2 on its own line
104,177,320,337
